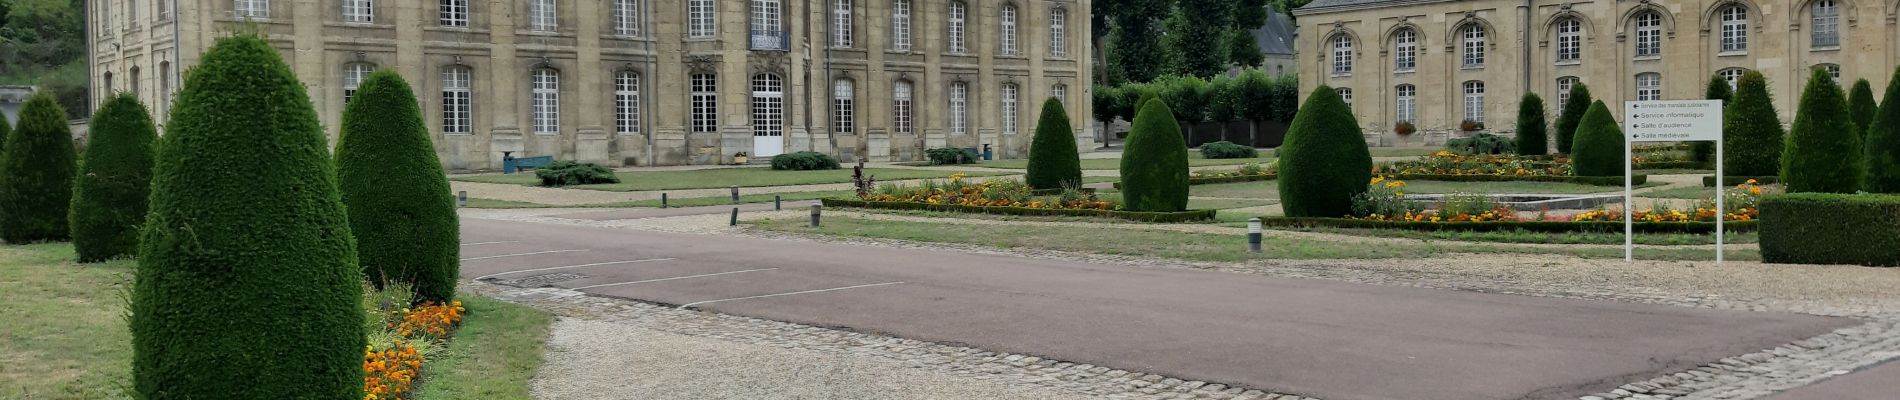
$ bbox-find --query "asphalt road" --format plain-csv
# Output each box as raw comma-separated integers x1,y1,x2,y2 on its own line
460,217,1851,400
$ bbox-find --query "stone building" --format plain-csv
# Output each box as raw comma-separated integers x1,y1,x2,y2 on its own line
88,0,1094,169
1294,0,1898,146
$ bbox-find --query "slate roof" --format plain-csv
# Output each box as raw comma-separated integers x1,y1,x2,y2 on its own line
1249,11,1297,56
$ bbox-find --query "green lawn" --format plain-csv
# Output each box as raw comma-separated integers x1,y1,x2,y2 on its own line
1189,181,1282,199
1641,186,1718,200
413,297,553,400
749,216,1757,262
454,168,1010,192
0,244,134,400
967,155,1273,170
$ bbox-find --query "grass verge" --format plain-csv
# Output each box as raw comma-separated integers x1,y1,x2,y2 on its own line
966,155,1272,170
0,244,134,400
454,168,1010,191
413,296,554,400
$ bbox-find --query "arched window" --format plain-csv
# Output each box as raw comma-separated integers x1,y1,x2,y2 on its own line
1000,5,1018,55
343,0,373,23
1634,12,1661,57
531,68,560,134
1001,83,1019,134
1330,34,1353,75
751,74,785,140
441,66,473,134
1049,8,1067,57
1719,6,1747,52
1556,76,1579,111
1461,24,1485,67
833,79,854,134
613,0,640,36
893,80,914,135
690,74,717,133
1463,81,1485,124
102,72,113,95
529,0,555,32
949,81,969,134
1555,19,1582,62
129,66,141,96
890,0,911,51
1394,84,1416,123
1816,63,1842,83
1718,68,1748,89
1393,29,1417,71
947,1,968,53
1812,0,1840,47
1636,73,1662,101
615,71,641,134
1336,87,1353,105
688,0,714,37
343,62,376,104
832,0,852,47
236,0,268,19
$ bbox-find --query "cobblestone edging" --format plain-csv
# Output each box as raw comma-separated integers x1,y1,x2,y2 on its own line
467,282,1320,400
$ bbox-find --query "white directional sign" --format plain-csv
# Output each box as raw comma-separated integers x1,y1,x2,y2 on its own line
1624,100,1723,142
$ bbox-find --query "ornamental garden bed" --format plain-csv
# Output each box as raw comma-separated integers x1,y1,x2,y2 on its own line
1254,217,1756,234
823,199,1218,222
1381,173,1646,186
1326,178,1767,233
1704,175,1780,187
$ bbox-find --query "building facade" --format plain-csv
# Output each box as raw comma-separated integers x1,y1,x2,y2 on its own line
1295,0,1895,145
89,0,1094,169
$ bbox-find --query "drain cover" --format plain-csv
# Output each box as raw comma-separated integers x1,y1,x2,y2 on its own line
506,273,587,287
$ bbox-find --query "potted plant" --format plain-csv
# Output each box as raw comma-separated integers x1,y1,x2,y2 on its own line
1394,121,1417,137
733,152,749,165
1459,119,1484,133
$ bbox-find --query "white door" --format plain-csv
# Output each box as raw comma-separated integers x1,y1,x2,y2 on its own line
751,74,786,157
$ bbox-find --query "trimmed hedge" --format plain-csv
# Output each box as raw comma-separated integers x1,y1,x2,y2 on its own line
335,70,460,302
70,93,156,262
1702,175,1779,187
536,161,620,186
1026,98,1082,189
1870,66,1900,193
0,91,78,244
132,35,365,399
1783,68,1865,193
822,198,1217,222
1387,173,1646,186
770,151,842,170
1570,100,1624,177
1199,141,1257,159
1515,93,1548,156
1255,216,1756,234
1120,97,1190,212
1554,82,1593,154
1113,174,1277,189
1760,193,1900,266
1726,70,1786,177
926,147,981,165
1278,85,1371,217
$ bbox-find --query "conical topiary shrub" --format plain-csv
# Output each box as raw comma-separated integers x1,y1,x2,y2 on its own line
1869,67,1900,193
70,93,156,262
1695,75,1734,164
1782,68,1865,193
0,92,78,244
1515,93,1548,156
1277,86,1372,217
131,35,365,399
1849,78,1877,136
1554,82,1593,154
1119,98,1190,212
1726,70,1785,177
1570,101,1624,177
1025,97,1082,190
336,70,460,302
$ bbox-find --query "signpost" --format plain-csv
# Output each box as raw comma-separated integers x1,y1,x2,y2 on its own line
1623,100,1725,263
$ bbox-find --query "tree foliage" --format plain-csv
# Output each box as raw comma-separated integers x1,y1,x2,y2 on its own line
1027,98,1083,190
1870,67,1900,193
1782,68,1865,193
1553,83,1592,154
70,93,155,262
1277,86,1371,217
0,91,75,243
1725,70,1786,177
1695,75,1734,164
1163,0,1235,78
1155,75,1212,125
1515,93,1548,156
1120,99,1190,212
1569,101,1624,177
335,70,461,302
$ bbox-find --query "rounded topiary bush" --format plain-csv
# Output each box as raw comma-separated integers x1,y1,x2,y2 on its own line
131,35,365,399
70,93,156,262
0,91,78,244
1119,98,1190,212
1869,67,1900,193
1569,100,1624,177
536,160,621,186
335,70,460,302
769,151,841,170
1725,70,1786,177
1782,68,1865,193
1277,86,1372,218
1026,98,1082,190
1554,82,1593,154
1515,93,1548,156
1199,141,1257,159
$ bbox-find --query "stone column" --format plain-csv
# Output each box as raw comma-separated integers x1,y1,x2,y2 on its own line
574,0,611,164
487,0,524,169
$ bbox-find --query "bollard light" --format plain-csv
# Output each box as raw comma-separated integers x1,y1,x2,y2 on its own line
661,193,669,208
731,185,740,203
729,207,739,226
810,201,823,227
775,195,783,210
1247,218,1263,254
456,191,467,208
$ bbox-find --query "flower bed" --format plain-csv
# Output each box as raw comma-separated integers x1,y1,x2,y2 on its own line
860,173,1113,210
362,287,467,400
1377,151,1569,176
1255,217,1756,234
1382,173,1645,186
1322,178,1765,232
823,198,1216,222
1703,175,1779,187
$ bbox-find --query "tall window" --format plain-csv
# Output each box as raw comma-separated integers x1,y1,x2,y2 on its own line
236,0,268,19
1555,19,1581,62
1331,35,1353,75
344,0,373,23
1636,73,1662,101
947,2,967,53
752,0,783,48
1719,68,1747,89
343,63,375,104
442,66,472,134
949,82,968,134
1463,81,1485,124
130,66,140,96
1395,84,1416,123
615,71,641,134
1049,8,1067,57
751,74,785,140
893,81,914,135
1634,12,1661,57
1462,24,1485,67
690,74,717,133
159,62,171,105
1720,6,1747,52
688,0,714,38
529,0,556,32
1812,0,1840,47
832,0,852,47
1051,83,1066,105
101,0,110,32
1001,83,1019,134
531,68,560,134
613,0,640,36
1393,29,1416,71
102,72,112,95
159,0,171,20
1000,6,1018,55
1556,76,1579,112
440,0,468,27
833,79,855,134
1336,88,1352,105
891,0,911,51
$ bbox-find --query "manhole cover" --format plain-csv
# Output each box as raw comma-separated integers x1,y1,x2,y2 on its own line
506,273,587,287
